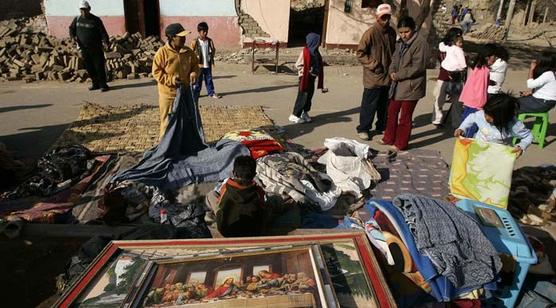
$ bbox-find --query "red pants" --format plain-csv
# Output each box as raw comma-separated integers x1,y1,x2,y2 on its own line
382,99,418,150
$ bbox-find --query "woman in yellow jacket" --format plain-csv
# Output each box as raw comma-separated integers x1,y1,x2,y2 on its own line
152,23,200,138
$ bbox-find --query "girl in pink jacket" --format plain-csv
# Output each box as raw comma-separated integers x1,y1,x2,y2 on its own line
459,45,496,137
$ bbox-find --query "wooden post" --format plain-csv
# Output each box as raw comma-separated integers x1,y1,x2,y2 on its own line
543,7,549,23
251,41,256,74
504,0,517,29
528,0,537,25
275,41,279,74
496,0,505,22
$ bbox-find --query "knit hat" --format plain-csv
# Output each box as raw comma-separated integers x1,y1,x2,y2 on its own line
376,4,392,18
165,23,189,37
79,0,91,10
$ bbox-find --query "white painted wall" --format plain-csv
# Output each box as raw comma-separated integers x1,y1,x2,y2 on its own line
325,0,433,46
325,0,375,46
160,0,236,16
241,0,290,42
45,0,124,16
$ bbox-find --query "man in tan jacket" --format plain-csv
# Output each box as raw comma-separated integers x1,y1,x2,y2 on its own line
356,4,396,141
152,23,200,138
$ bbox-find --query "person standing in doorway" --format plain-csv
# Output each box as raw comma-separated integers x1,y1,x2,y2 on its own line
69,0,110,92
380,17,428,151
191,22,222,100
356,3,396,141
152,23,200,138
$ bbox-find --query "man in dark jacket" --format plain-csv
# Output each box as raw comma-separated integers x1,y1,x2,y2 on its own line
69,1,110,92
356,4,396,141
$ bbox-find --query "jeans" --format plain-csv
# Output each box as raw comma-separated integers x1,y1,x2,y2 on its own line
461,20,473,34
518,95,556,113
193,67,216,100
81,46,107,87
461,106,479,137
292,76,316,117
382,99,418,150
357,86,389,133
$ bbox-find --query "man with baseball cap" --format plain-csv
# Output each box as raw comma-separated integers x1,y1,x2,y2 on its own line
356,3,396,141
69,0,110,92
152,23,200,138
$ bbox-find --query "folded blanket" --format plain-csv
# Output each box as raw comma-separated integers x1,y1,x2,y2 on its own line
393,194,502,289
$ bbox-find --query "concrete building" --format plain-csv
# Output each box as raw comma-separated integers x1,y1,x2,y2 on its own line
43,0,434,49
44,0,242,48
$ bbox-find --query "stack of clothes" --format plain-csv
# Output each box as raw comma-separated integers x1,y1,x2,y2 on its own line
353,194,502,307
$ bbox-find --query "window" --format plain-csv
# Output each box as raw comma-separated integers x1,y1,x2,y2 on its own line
344,0,352,13
362,0,381,8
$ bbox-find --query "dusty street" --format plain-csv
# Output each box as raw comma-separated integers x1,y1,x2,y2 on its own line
0,62,555,168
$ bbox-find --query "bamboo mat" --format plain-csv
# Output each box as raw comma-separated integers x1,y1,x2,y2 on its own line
54,102,274,153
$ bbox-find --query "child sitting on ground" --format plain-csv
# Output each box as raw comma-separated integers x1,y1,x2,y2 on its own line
205,155,266,237
454,93,533,157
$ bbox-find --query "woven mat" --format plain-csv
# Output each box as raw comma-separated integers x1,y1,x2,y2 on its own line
54,102,274,153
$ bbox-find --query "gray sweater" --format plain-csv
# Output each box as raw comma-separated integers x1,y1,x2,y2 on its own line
393,194,502,289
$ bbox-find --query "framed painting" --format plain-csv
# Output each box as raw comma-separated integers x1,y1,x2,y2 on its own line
57,231,395,308
123,246,332,307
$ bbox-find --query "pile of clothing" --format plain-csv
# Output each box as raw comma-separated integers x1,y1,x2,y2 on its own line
2,145,93,199
351,194,502,306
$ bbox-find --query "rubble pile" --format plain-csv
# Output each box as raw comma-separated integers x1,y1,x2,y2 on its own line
0,17,163,83
470,23,507,41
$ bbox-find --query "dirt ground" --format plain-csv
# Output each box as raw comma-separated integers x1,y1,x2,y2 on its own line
0,62,554,168
0,61,555,307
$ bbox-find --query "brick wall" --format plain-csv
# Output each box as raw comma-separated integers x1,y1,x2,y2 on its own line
0,0,43,20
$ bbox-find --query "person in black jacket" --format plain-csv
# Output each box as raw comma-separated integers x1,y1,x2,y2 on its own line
69,1,110,91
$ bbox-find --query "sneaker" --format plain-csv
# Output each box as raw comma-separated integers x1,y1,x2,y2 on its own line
209,94,222,99
288,114,306,124
357,132,370,141
301,112,312,123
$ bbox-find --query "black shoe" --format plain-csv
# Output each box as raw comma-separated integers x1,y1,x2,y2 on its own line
88,85,100,91
100,86,110,92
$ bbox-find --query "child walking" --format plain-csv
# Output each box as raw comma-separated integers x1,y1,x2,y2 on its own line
459,45,496,137
455,93,532,157
205,156,267,237
289,32,327,124
432,28,466,127
487,44,509,96
191,22,221,100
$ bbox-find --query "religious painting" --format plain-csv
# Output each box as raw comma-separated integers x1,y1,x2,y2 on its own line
134,247,328,307
57,232,395,308
75,252,147,307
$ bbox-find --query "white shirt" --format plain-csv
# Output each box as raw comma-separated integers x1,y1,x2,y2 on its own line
528,71,556,101
198,39,210,68
439,42,466,72
488,59,508,94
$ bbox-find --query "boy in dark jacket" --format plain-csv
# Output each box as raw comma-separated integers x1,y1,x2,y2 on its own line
205,156,266,237
191,22,221,100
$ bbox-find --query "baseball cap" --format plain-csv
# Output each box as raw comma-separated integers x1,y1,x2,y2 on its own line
376,4,392,19
165,23,189,37
79,0,91,10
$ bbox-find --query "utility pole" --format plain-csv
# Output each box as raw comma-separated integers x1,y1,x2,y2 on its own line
504,0,517,28
543,7,549,23
528,0,538,25
496,0,505,22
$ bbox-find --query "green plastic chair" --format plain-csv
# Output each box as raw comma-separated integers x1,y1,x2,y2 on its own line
514,112,549,149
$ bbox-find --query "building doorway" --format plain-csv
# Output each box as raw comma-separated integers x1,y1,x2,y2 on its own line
288,0,327,47
124,0,160,37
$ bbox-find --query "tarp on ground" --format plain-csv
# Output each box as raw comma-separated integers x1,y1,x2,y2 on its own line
112,86,249,189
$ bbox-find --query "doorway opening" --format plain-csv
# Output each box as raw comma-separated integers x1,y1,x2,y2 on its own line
288,0,326,47
124,0,160,37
